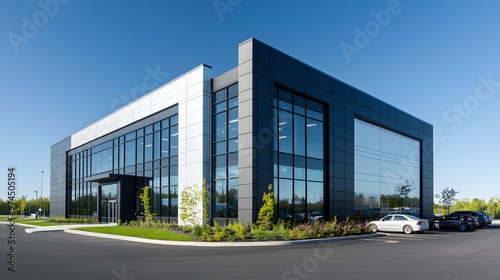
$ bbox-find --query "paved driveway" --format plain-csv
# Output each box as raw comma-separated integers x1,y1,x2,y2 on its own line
1,222,499,279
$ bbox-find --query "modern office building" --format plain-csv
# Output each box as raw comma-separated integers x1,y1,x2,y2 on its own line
50,38,433,224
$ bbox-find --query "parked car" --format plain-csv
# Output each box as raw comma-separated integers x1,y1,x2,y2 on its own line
368,214,429,234
431,213,478,231
450,211,488,228
478,211,493,224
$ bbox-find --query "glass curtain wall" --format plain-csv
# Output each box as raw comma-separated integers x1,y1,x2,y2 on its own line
273,87,325,220
354,119,421,219
67,114,179,218
212,83,239,219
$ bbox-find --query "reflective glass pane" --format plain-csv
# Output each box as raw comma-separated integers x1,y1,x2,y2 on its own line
228,153,238,178
215,113,226,141
145,125,153,135
215,141,226,154
279,100,293,111
215,101,226,113
228,108,238,139
306,109,323,120
153,132,161,160
228,138,238,152
306,118,323,159
136,137,144,164
144,134,153,162
294,156,306,180
92,152,102,174
355,120,380,151
228,178,238,218
170,125,178,156
278,110,293,153
279,153,293,178
228,96,238,108
170,186,178,217
307,182,323,216
381,130,402,157
170,165,178,185
170,115,178,126
294,115,305,156
215,180,227,218
215,88,226,103
294,180,306,219
101,148,113,172
228,83,238,98
161,167,169,186
278,179,292,219
161,186,169,216
307,158,323,181
161,129,169,158
125,140,136,166
215,155,226,179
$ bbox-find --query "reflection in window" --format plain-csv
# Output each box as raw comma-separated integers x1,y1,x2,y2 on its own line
354,119,421,219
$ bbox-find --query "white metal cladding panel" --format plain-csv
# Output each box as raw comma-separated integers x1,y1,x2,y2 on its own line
70,65,210,149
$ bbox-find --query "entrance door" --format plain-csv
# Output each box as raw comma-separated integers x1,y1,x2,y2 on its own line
100,183,119,223
108,200,117,223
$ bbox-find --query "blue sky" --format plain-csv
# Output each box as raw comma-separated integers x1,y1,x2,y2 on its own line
1,0,499,203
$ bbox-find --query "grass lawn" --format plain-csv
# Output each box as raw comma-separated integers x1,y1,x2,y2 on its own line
1,218,62,227
74,226,196,242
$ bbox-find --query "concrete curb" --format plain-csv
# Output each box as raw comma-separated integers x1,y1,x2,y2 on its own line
64,229,385,247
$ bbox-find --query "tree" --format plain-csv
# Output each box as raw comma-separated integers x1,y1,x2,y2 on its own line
256,184,276,231
19,196,27,219
435,187,459,215
139,186,156,224
179,180,209,229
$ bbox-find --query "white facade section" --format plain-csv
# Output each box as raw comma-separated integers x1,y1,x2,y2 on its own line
70,64,212,224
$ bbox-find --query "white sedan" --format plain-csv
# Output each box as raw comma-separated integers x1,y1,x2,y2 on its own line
368,214,429,234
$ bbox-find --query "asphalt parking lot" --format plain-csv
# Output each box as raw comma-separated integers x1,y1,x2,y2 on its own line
1,221,499,280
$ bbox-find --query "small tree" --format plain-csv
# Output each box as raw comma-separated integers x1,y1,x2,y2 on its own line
256,184,276,231
19,196,27,219
179,180,209,229
139,186,156,223
435,187,459,215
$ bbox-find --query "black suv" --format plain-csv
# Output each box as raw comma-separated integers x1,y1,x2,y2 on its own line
431,213,478,231
450,211,488,228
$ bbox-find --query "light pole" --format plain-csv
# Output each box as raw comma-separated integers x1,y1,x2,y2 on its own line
40,171,44,217
34,191,38,219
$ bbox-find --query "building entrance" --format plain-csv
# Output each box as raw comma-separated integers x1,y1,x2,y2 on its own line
100,183,119,223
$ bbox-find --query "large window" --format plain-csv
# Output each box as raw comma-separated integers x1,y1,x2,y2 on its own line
273,88,325,220
212,83,238,219
354,119,421,219
67,114,179,218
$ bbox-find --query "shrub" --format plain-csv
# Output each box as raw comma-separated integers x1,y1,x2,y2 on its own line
256,184,276,231
212,221,227,241
228,221,250,240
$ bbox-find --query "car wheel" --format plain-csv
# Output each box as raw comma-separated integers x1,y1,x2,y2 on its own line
458,223,468,231
432,222,440,230
369,224,378,233
403,225,413,234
